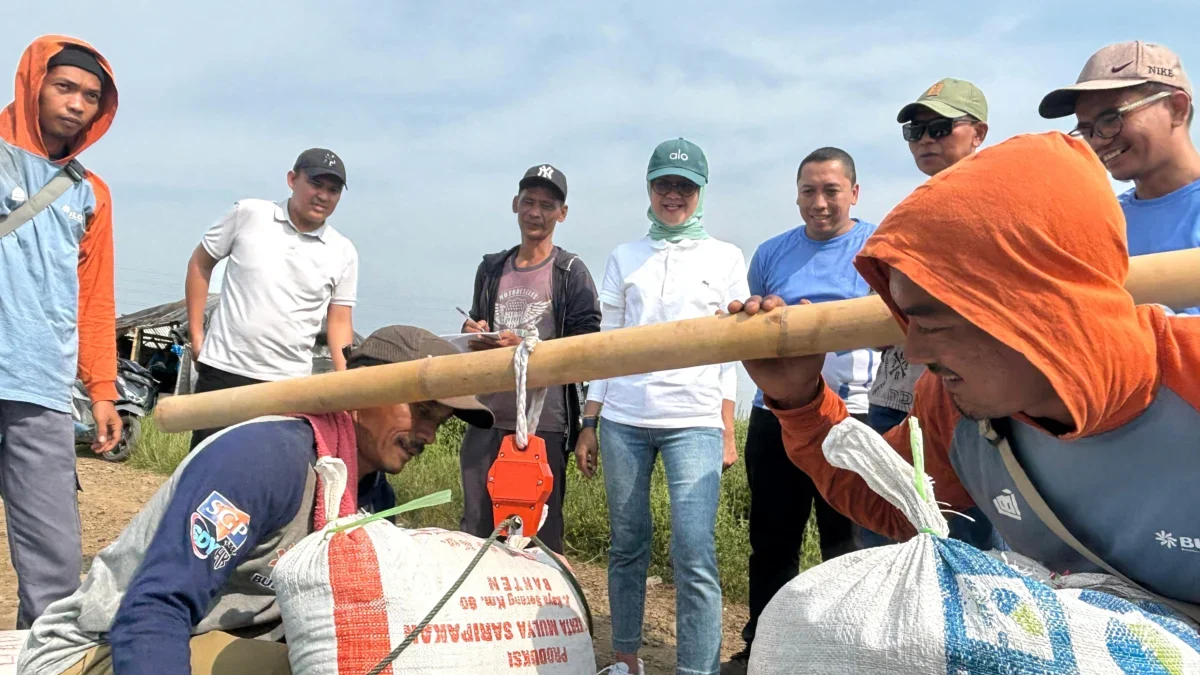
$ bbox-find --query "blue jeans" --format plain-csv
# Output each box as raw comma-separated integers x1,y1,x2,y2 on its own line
600,418,723,675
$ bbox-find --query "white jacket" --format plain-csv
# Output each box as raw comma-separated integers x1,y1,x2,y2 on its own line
587,235,749,429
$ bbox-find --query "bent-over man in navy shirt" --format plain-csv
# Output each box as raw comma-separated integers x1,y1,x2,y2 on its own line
18,326,495,675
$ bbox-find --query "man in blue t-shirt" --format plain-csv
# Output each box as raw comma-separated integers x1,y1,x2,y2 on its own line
1041,40,1200,314
723,148,879,674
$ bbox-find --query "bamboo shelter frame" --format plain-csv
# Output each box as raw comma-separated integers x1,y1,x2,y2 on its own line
155,248,1200,434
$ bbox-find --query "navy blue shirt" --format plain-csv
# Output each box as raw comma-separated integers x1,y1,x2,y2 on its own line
105,420,394,674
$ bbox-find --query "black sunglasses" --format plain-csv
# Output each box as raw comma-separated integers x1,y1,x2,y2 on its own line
650,177,699,197
902,116,972,142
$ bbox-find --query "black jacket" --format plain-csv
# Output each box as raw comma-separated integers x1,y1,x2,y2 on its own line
468,246,602,448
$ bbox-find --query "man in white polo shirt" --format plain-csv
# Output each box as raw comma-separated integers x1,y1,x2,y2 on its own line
183,148,359,450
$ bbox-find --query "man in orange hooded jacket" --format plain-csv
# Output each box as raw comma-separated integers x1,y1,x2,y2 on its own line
0,35,120,628
732,131,1200,620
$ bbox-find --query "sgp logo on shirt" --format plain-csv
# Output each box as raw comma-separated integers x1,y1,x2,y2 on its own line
189,491,251,570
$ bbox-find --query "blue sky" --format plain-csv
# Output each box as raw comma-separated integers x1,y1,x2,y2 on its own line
10,1,1200,408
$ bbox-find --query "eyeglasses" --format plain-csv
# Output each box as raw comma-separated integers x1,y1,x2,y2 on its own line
1068,90,1173,140
650,178,699,197
902,116,973,142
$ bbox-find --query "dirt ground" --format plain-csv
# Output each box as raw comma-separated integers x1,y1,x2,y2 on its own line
0,452,749,671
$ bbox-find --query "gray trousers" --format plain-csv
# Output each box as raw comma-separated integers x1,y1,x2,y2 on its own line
459,426,567,554
0,400,82,628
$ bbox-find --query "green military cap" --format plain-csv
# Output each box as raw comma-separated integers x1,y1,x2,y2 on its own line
897,78,989,123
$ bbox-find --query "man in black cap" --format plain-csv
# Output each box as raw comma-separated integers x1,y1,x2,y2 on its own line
20,326,494,675
183,148,359,450
458,164,601,553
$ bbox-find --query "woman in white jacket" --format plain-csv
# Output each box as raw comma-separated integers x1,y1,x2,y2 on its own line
577,138,747,675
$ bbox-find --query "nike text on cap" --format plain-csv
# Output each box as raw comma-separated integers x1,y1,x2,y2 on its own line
896,77,989,123
1039,41,1192,119
293,148,348,187
518,164,568,202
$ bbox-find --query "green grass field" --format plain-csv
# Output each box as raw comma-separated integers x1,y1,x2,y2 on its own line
132,415,823,603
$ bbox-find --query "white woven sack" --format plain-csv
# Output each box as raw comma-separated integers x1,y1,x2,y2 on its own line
274,459,595,675
749,417,1200,675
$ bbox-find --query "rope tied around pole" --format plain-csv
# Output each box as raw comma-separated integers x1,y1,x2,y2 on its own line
512,326,546,450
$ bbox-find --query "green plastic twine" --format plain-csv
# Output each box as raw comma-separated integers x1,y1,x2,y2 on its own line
909,416,928,503
908,417,940,536
324,489,453,537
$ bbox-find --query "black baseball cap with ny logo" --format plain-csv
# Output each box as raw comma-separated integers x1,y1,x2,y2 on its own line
294,147,348,187
518,164,568,202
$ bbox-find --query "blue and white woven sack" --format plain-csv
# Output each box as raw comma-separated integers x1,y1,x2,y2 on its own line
749,417,1200,674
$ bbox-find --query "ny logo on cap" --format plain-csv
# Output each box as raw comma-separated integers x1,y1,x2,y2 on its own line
925,82,945,97
324,153,338,167
538,165,555,179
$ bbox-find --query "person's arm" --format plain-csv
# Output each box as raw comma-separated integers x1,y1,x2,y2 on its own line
107,426,309,674
584,252,626,407
326,245,358,371
185,246,219,359
464,259,526,350
77,173,120,452
718,250,749,469
737,293,970,540
747,246,766,299
326,305,353,371
187,204,241,359
576,252,624,478
561,258,602,338
770,371,971,540
720,398,737,470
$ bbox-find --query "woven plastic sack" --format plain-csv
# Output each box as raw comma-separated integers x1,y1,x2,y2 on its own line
749,417,1200,674
274,459,596,674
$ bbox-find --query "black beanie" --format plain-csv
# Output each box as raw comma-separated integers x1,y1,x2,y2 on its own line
47,46,108,87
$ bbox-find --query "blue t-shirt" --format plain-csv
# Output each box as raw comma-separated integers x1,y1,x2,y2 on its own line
748,219,879,410
1120,178,1200,315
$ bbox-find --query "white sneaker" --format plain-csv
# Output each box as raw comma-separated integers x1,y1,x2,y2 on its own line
598,659,646,674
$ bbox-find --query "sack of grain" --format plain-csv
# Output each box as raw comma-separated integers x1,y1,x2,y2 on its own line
274,459,595,675
749,417,1200,675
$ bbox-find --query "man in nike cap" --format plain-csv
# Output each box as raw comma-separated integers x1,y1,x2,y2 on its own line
1040,41,1200,315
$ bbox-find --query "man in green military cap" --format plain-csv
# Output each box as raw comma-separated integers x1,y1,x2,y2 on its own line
896,77,990,176
866,77,991,437
855,76,999,551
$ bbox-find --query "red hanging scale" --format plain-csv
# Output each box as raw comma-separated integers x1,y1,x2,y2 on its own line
487,433,554,538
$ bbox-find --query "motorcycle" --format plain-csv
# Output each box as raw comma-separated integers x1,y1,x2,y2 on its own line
71,357,160,463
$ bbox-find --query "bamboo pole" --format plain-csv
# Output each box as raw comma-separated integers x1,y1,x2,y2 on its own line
155,248,1200,433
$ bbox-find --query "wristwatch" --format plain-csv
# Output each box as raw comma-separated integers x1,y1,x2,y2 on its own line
581,416,599,429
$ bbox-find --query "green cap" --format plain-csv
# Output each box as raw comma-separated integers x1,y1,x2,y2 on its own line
896,78,989,123
647,137,708,186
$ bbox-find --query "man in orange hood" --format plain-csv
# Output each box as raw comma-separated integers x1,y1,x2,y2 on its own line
733,131,1200,619
0,35,119,628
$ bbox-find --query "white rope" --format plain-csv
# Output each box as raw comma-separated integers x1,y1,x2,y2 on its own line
513,327,547,450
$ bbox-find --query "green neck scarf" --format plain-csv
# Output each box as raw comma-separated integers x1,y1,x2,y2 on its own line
647,185,709,243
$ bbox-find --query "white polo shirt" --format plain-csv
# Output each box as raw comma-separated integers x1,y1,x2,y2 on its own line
198,198,358,381
587,235,749,429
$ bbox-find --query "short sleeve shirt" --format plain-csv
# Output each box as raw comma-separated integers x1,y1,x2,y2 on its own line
482,251,566,433
199,199,359,381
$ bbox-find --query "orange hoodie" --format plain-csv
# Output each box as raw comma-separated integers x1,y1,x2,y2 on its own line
773,131,1200,541
0,35,119,403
